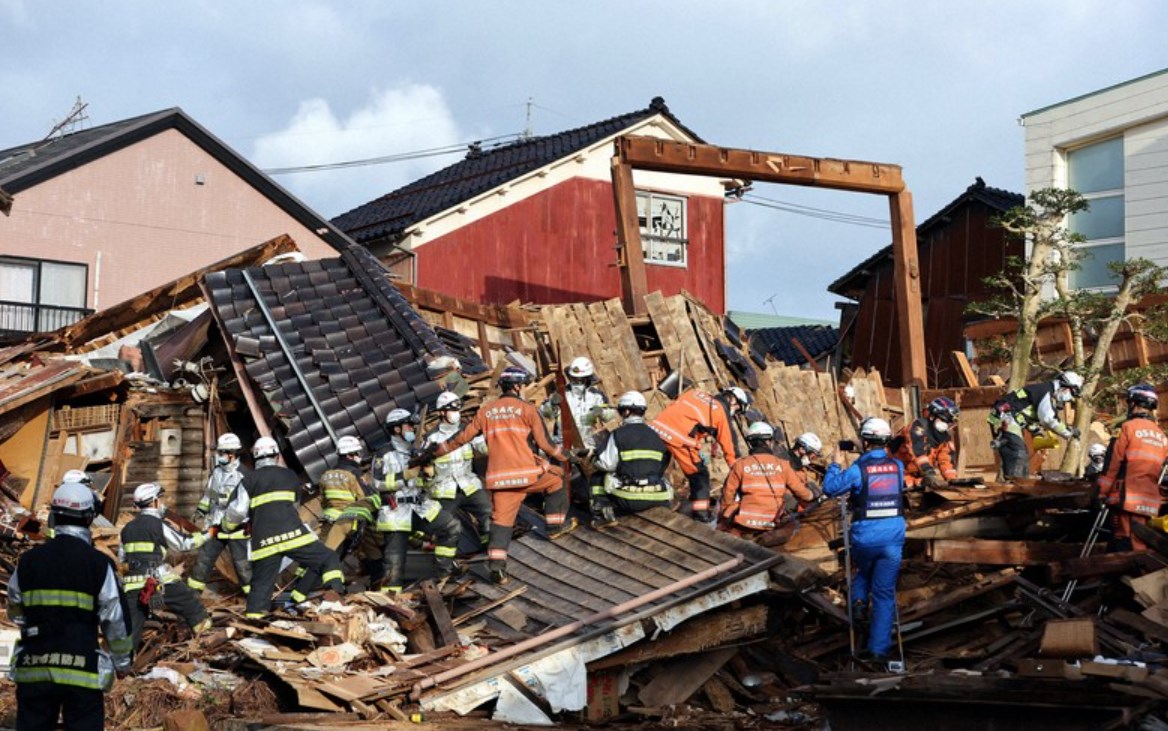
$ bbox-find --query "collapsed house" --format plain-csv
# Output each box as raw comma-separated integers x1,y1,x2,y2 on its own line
2,233,1168,731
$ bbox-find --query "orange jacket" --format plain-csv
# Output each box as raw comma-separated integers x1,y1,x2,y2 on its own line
1099,416,1168,517
721,453,813,530
651,389,741,465
894,418,957,487
435,395,564,490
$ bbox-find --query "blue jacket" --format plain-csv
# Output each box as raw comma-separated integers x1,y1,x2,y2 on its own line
823,448,906,547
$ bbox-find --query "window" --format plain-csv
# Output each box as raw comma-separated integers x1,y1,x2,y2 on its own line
636,191,688,267
1067,137,1124,289
0,256,89,335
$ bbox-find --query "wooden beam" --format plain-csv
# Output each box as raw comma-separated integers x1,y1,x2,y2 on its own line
476,320,494,369
395,281,529,329
616,136,905,194
927,539,1083,565
951,350,978,388
589,605,766,671
420,580,459,648
610,155,649,316
790,337,823,372
890,190,927,388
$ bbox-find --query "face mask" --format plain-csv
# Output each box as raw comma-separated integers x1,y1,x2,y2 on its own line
934,419,950,433
215,454,230,466
1058,389,1073,404
569,382,585,395
156,501,167,514
403,431,416,443
444,411,461,425
799,455,811,468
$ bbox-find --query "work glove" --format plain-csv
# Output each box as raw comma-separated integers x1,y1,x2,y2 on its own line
549,392,563,407
408,446,436,468
1068,426,1081,440
921,469,948,490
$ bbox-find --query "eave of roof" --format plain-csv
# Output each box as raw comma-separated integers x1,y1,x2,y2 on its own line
827,178,1023,298
331,97,703,246
1021,66,1168,120
0,108,355,253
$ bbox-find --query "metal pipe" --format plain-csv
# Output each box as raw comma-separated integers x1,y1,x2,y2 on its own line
410,553,745,700
241,269,338,445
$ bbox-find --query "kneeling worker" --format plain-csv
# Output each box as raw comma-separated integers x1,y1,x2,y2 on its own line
590,391,673,526
120,483,211,650
722,422,815,534
823,417,905,664
894,397,960,489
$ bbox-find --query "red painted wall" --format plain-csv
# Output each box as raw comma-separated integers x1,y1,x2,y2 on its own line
414,178,725,312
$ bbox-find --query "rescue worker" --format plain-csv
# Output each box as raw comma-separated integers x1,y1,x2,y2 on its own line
371,408,462,593
189,433,252,596
1085,442,1108,480
651,385,747,521
420,392,492,550
540,356,617,450
44,469,104,538
778,431,826,493
989,371,1083,478
721,422,815,535
1098,384,1168,551
318,435,371,531
590,391,673,526
8,482,133,730
119,483,210,651
222,437,345,618
893,396,960,489
823,417,905,664
426,366,577,585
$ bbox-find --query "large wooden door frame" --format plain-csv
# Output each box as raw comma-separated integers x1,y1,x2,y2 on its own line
611,135,926,388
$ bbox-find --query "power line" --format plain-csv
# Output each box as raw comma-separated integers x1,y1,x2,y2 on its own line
262,133,524,175
739,193,890,229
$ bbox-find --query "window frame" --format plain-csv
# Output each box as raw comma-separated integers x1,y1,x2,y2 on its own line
635,189,689,269
0,255,90,335
1063,136,1125,291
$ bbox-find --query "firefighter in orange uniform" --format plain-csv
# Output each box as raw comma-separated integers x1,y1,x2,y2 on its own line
721,422,816,535
651,386,747,521
1098,384,1168,551
425,367,578,585
894,397,960,489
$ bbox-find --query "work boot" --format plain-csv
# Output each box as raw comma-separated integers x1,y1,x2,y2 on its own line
548,517,579,540
591,505,618,529
490,569,510,586
192,617,213,636
691,509,712,524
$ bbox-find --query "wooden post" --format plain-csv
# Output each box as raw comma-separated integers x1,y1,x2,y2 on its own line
890,190,927,388
611,155,649,317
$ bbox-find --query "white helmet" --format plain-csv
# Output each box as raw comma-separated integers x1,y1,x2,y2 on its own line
859,417,892,445
567,356,595,380
253,436,280,459
617,391,647,411
796,432,823,455
336,435,363,456
1088,443,1107,459
217,433,242,452
436,391,462,411
51,482,96,521
1057,371,1084,397
62,469,92,485
132,482,164,506
723,386,751,407
385,408,417,428
745,421,775,441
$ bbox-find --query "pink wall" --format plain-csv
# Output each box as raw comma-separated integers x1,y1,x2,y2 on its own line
0,129,337,310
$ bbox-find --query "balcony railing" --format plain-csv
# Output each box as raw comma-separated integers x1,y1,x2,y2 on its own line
0,300,92,340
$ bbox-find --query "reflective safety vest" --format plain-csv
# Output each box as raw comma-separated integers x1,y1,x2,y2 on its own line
991,382,1056,430
11,535,132,691
852,453,904,521
198,462,250,530
119,511,204,590
596,422,672,502
1099,416,1168,517
319,461,368,521
422,424,484,500
247,464,316,561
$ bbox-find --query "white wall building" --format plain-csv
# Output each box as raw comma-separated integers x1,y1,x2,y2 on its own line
1022,68,1168,289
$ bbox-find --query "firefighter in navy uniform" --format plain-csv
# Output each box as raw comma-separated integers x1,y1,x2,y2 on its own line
119,483,211,651
420,392,492,550
590,391,673,526
989,371,1083,478
893,396,960,490
189,433,252,595
1098,384,1168,551
823,417,906,663
8,482,134,731
222,437,345,618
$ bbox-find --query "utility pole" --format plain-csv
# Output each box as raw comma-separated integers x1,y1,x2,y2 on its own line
522,97,534,140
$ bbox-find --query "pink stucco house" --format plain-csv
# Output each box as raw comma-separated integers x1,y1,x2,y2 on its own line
0,108,348,339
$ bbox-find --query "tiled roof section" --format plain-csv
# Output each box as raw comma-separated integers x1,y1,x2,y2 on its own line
748,324,840,367
827,178,1023,298
433,326,489,375
331,97,702,244
204,246,451,480
0,109,173,184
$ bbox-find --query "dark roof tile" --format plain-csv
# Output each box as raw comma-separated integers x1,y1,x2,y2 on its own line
748,324,840,367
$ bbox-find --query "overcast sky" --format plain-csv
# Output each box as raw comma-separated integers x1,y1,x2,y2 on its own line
3,1,1166,320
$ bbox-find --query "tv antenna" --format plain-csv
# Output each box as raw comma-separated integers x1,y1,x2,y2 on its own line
762,294,780,316
42,97,89,142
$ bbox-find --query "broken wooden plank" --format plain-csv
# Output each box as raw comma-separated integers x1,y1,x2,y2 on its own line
421,580,460,648
589,605,766,670
926,539,1083,565
638,647,736,707
1046,551,1163,584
